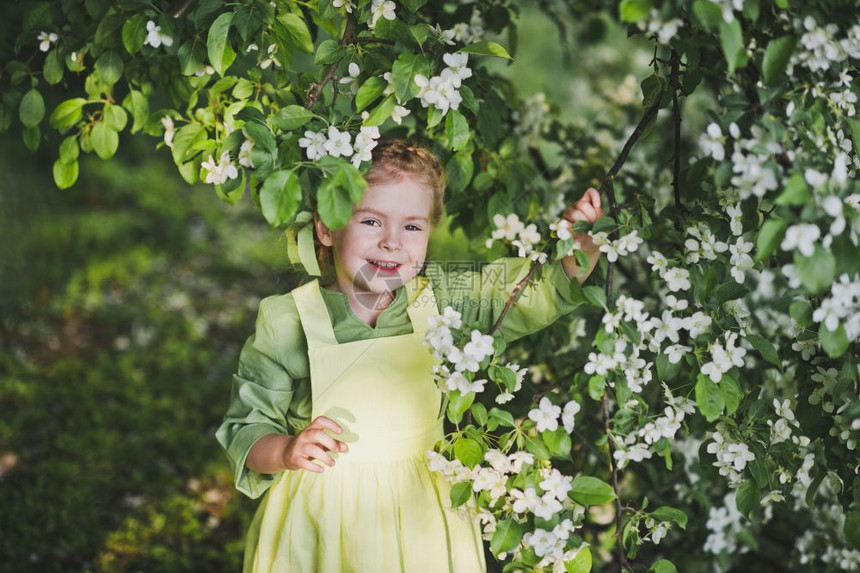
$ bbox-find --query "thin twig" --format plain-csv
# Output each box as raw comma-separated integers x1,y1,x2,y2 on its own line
305,13,358,109
669,49,683,229
602,392,632,572
171,0,195,19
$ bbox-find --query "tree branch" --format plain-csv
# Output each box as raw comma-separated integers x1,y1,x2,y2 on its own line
171,0,195,19
670,49,684,229
305,13,358,110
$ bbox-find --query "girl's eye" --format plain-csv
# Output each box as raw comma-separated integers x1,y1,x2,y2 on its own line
406,225,422,232
361,219,379,227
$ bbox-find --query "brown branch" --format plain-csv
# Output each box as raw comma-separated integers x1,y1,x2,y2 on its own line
305,13,358,110
670,49,684,230
351,36,395,45
171,0,195,19
602,392,633,572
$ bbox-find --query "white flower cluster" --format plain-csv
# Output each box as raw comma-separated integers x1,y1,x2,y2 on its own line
703,491,749,554
768,398,800,446
527,397,581,433
588,229,643,262
238,138,254,168
368,0,396,30
161,116,176,148
37,31,58,52
706,429,755,486
637,9,682,45
705,0,744,24
513,93,550,150
201,152,239,185
424,306,498,395
437,10,485,45
684,222,728,264
700,331,747,383
813,273,860,341
298,125,380,168
485,213,547,263
728,236,754,283
522,520,583,568
144,21,173,49
494,362,526,404
698,122,740,162
613,385,694,468
413,53,472,118
789,17,860,75
647,251,692,292
729,126,781,200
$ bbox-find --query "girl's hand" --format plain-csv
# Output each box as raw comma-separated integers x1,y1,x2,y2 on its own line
282,416,349,473
562,187,604,254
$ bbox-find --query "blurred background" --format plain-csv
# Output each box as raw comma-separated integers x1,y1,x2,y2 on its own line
0,3,671,571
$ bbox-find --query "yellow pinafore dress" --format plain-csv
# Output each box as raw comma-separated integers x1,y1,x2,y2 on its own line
243,277,487,573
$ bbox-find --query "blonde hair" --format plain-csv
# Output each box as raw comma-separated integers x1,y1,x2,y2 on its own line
313,138,446,277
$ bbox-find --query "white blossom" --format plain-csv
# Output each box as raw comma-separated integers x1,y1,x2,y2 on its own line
201,151,239,185
528,397,561,433
37,31,58,52
144,21,173,49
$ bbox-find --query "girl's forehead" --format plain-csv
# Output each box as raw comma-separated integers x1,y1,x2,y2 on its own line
356,179,433,219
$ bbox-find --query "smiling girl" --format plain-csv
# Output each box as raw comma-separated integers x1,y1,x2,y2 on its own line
217,139,603,572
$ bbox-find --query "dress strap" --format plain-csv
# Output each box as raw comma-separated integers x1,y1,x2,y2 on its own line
291,279,338,348
405,276,438,335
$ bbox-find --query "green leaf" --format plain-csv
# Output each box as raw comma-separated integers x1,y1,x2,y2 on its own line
446,151,473,193
650,559,678,573
449,481,471,507
122,14,147,54
52,158,79,189
583,285,606,309
260,169,302,227
48,97,87,133
458,41,512,59
736,479,761,519
279,12,314,53
692,0,723,31
364,94,396,127
207,12,236,76
19,89,45,127
355,77,386,111
762,36,797,84
619,0,653,23
719,19,746,75
470,403,488,426
570,476,615,506
171,123,207,164
844,511,860,550
314,39,342,65
543,427,572,458
641,74,665,107
103,104,128,132
43,50,64,85
651,506,688,529
525,435,551,461
790,299,813,327
178,40,206,76
445,109,470,151
820,323,849,358
775,172,810,206
745,334,781,368
454,438,483,468
588,375,606,400
391,52,429,103
488,407,515,428
655,354,680,382
22,125,41,151
695,373,724,422
271,105,315,131
711,282,748,305
754,219,787,262
95,51,124,85
848,118,860,156
794,245,836,295
122,90,149,134
491,519,523,555
719,376,743,416
91,121,119,159
565,547,592,573
317,175,354,229
58,136,79,163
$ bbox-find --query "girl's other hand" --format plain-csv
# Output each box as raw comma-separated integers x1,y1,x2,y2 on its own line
282,415,349,473
562,187,604,254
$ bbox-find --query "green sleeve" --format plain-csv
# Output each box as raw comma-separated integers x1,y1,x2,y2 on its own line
215,297,295,499
425,257,583,343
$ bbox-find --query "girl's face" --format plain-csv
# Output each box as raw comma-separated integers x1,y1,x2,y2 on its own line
315,172,433,300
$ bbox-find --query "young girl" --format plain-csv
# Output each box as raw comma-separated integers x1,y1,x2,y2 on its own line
216,139,603,572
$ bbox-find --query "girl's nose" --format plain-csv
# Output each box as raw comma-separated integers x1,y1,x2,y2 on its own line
380,229,402,251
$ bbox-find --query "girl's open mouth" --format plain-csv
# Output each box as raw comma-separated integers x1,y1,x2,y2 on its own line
367,259,402,273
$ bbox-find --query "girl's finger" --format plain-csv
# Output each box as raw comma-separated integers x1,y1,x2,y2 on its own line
310,429,348,453
305,444,336,467
586,187,601,208
297,459,324,473
577,202,598,222
308,415,343,435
